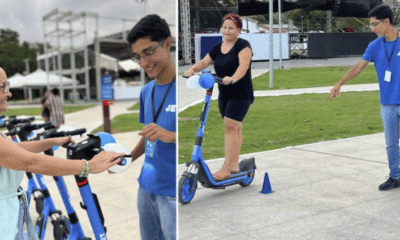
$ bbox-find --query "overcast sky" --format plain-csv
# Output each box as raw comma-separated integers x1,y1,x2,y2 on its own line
0,0,176,44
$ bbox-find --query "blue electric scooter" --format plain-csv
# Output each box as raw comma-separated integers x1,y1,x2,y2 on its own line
178,71,256,205
65,133,129,240
9,121,75,240
2,116,46,210
33,125,90,240
13,121,125,239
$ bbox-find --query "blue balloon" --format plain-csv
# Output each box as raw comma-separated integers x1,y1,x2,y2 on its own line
199,73,215,89
95,132,116,147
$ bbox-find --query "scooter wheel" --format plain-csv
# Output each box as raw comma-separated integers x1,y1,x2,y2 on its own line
178,176,197,205
53,216,70,240
239,169,255,187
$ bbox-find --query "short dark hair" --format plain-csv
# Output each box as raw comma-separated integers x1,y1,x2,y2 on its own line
368,5,393,24
127,14,171,44
51,88,60,96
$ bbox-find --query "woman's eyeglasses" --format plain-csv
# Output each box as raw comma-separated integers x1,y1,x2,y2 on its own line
0,81,10,94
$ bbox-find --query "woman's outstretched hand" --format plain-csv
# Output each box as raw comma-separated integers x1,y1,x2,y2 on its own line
88,151,125,174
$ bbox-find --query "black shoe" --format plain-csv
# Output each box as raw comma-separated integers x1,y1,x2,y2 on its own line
379,177,400,191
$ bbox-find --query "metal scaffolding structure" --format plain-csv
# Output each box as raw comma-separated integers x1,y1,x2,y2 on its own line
42,9,139,102
42,9,98,102
180,0,191,65
179,0,238,65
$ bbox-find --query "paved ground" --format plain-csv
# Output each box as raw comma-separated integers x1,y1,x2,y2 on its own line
10,56,391,239
177,57,400,240
17,100,142,240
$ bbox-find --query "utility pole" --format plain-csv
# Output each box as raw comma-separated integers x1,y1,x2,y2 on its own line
269,0,273,88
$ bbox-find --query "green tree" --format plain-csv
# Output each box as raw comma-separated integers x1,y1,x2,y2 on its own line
0,29,44,77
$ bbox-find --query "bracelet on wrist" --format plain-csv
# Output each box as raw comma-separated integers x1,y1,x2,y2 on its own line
79,160,90,178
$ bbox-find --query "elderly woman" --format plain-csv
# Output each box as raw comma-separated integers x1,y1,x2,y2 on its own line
0,68,124,239
183,13,254,181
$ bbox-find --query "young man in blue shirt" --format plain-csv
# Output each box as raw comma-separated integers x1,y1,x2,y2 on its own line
127,14,176,239
331,5,400,191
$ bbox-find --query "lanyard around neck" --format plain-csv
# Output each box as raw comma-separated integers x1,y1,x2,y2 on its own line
151,78,175,123
384,33,399,66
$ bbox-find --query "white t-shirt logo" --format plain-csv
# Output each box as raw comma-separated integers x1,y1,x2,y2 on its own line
165,104,176,112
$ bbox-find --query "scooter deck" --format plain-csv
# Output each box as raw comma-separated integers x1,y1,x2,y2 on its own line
200,170,254,189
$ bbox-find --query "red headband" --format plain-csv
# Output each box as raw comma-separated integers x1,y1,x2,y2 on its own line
221,14,242,29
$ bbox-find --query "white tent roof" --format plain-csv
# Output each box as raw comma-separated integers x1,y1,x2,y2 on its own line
18,69,78,88
118,59,141,72
99,54,141,72
9,73,26,88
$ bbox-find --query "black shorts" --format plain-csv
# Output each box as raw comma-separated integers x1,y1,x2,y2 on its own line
218,99,252,122
42,108,50,118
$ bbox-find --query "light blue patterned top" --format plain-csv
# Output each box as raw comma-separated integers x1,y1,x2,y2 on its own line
0,166,25,239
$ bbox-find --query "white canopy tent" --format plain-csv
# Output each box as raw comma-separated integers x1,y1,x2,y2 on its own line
99,53,141,72
118,59,141,72
22,69,77,87
8,73,26,88
9,69,78,101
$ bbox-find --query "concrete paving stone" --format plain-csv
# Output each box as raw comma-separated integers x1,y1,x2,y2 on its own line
248,210,400,240
341,168,399,190
339,193,400,224
179,187,330,232
346,133,385,146
284,155,387,177
277,176,393,210
178,214,242,240
295,138,387,163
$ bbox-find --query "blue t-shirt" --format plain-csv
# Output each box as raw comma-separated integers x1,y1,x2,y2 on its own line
363,36,400,104
137,79,176,197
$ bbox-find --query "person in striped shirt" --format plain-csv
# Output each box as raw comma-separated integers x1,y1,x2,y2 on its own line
48,88,64,129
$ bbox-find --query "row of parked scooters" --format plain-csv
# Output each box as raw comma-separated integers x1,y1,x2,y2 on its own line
0,115,131,240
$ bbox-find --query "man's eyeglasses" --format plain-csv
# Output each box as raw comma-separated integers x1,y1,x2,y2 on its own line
0,81,10,94
131,39,166,63
370,21,382,28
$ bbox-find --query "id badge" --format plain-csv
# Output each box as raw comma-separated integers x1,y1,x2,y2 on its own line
385,70,392,82
145,141,156,158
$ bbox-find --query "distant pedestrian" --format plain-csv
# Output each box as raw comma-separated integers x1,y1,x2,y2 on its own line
331,5,400,191
48,88,64,129
41,89,50,123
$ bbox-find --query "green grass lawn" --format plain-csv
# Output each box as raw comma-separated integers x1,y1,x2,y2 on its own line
91,113,143,134
3,105,96,116
128,102,140,111
178,91,382,164
253,65,377,90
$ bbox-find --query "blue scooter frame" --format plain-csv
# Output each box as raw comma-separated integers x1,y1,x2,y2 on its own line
3,117,45,209
35,127,90,240
10,121,72,240
178,71,257,205
66,134,129,240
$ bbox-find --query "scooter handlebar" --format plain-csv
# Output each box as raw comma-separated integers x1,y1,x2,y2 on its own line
16,117,35,123
28,122,53,131
60,128,87,137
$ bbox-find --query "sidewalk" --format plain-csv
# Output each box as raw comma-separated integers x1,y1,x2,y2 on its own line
179,133,400,239
178,57,399,239
21,100,142,240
